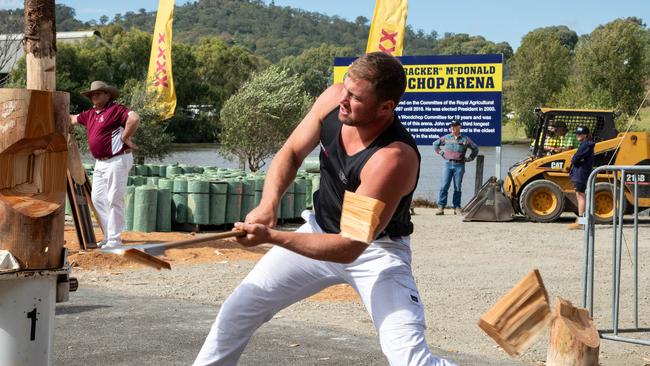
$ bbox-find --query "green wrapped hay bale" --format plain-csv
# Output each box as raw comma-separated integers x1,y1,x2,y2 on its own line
156,187,172,232
311,173,320,197
187,179,210,225
147,164,160,177
166,164,183,177
158,178,175,223
172,178,188,224
127,176,133,185
134,164,150,176
147,176,160,186
124,185,136,231
281,182,295,219
240,178,255,221
159,165,167,178
294,178,307,217
226,179,243,224
209,180,228,225
194,166,205,174
133,185,158,232
253,175,265,206
303,156,320,173
179,164,194,174
305,177,313,209
132,175,147,186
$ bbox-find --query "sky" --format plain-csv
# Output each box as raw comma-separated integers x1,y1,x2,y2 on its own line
1,0,648,50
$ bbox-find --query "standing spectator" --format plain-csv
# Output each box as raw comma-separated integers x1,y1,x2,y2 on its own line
433,121,479,215
70,81,140,248
568,126,595,230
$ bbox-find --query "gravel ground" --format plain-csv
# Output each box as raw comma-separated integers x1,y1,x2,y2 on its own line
72,208,650,365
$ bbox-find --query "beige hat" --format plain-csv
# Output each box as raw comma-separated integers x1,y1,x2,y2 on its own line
81,80,119,100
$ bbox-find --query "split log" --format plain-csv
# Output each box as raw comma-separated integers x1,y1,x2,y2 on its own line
0,89,69,269
339,190,385,243
478,269,552,356
546,297,599,366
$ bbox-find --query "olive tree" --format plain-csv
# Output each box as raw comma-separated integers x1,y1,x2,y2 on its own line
572,19,648,121
510,28,573,137
219,66,311,172
119,79,174,164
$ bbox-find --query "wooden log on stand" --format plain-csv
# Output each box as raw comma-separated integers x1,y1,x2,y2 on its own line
546,297,600,366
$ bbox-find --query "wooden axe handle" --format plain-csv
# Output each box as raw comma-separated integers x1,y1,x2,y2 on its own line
161,230,246,250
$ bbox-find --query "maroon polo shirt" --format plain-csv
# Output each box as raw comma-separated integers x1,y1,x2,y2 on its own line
77,102,131,160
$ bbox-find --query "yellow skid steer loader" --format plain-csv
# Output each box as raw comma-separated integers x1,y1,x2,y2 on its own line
463,108,650,222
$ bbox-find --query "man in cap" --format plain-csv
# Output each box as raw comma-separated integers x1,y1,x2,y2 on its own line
568,126,595,230
432,121,479,215
70,81,140,248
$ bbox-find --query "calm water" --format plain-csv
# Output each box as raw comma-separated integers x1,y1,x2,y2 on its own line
84,143,531,206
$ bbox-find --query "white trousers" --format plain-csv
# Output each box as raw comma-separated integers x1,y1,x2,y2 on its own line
92,153,133,245
194,212,457,366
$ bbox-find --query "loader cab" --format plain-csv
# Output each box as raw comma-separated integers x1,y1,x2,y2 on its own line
531,108,618,158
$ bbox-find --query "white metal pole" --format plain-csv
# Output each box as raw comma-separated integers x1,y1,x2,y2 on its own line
495,146,502,179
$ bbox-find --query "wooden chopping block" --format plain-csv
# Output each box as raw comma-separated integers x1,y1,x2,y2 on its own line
478,269,552,356
546,297,599,366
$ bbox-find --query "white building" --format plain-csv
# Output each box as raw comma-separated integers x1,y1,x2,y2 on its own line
0,30,100,84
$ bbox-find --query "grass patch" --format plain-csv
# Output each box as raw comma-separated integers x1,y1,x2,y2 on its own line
501,122,529,144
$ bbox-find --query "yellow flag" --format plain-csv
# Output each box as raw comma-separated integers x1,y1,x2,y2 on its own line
147,0,176,119
366,0,408,56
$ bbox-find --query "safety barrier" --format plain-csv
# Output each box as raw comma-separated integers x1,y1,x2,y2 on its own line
581,165,650,346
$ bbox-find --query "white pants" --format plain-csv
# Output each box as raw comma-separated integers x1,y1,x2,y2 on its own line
194,212,456,366
92,153,133,245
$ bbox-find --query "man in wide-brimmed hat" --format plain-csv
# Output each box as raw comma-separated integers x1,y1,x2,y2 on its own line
71,80,140,248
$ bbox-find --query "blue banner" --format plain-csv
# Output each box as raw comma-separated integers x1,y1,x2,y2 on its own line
334,54,503,146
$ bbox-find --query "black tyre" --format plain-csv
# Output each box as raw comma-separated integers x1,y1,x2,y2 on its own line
519,180,565,222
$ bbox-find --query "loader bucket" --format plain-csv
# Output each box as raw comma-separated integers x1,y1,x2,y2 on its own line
462,176,515,222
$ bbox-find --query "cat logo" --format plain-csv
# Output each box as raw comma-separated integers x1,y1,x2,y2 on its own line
540,160,565,170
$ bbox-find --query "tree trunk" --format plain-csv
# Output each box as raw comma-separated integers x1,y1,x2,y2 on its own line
0,89,69,269
24,0,57,90
546,297,600,366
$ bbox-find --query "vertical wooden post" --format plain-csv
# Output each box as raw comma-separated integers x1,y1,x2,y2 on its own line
474,154,484,196
24,0,56,91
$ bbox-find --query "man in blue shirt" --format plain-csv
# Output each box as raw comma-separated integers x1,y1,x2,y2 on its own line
433,121,479,215
568,126,595,230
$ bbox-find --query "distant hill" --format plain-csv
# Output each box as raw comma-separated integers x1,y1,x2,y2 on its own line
1,0,512,63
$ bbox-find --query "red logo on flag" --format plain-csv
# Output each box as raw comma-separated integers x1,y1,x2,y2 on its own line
154,32,168,87
378,29,398,54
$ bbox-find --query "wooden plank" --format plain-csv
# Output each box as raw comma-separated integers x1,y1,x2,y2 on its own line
82,171,105,236
66,172,97,250
66,175,85,250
